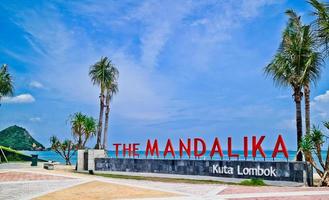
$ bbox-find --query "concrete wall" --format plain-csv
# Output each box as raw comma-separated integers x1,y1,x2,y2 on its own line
76,149,107,172
95,158,313,185
76,150,85,171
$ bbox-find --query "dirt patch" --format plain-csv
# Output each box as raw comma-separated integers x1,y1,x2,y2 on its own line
34,180,179,200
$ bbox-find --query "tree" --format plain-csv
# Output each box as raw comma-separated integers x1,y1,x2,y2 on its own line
82,116,97,148
89,57,114,149
103,64,119,150
50,136,76,165
264,10,320,161
285,10,324,135
0,64,14,105
70,112,97,149
70,112,85,149
309,0,329,56
300,123,329,186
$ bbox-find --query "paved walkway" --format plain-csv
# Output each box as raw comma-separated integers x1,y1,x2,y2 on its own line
1,163,329,200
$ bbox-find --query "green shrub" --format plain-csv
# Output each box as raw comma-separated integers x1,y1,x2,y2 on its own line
240,178,265,186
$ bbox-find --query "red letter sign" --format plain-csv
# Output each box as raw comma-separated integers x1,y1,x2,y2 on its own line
113,143,121,158
164,139,175,158
228,137,239,159
145,139,159,158
194,138,206,158
132,143,140,157
210,137,223,158
272,134,288,159
243,136,248,158
179,139,191,158
252,136,266,158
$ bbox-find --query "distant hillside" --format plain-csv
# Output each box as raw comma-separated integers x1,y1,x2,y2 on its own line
0,125,44,150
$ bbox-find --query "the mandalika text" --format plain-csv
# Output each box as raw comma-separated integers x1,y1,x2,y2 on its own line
112,134,288,159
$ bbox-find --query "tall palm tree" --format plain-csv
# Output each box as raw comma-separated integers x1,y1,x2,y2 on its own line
309,0,329,56
103,64,119,150
89,57,114,149
0,64,14,105
302,52,323,135
265,10,321,161
70,112,85,149
286,10,324,135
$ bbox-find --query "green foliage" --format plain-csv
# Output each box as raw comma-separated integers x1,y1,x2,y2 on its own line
300,125,326,152
323,121,329,130
264,10,322,89
0,125,44,150
50,136,76,165
300,122,329,186
70,112,97,149
0,64,14,101
240,178,266,186
0,146,46,162
299,133,314,153
89,57,118,90
311,125,325,145
308,0,329,56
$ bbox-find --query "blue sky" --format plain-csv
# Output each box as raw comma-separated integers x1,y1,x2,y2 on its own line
0,0,329,150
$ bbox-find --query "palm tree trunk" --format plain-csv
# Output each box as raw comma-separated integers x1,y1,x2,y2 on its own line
78,135,82,149
304,83,311,135
103,91,111,150
82,137,88,149
95,88,105,149
294,88,303,161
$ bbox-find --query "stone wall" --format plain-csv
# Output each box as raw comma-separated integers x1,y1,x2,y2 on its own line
95,158,313,185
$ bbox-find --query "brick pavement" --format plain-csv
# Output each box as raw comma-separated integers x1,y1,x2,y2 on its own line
219,185,329,195
0,171,74,182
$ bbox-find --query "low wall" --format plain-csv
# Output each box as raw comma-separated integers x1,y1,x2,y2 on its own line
95,158,313,185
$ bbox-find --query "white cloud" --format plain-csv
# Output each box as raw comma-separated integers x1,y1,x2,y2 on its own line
30,117,41,122
314,90,329,103
1,94,35,104
311,90,329,122
29,81,44,89
3,1,280,124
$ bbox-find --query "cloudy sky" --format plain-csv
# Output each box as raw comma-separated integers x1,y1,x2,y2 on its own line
0,0,328,150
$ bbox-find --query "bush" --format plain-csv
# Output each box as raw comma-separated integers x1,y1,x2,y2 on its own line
300,123,329,186
240,178,265,186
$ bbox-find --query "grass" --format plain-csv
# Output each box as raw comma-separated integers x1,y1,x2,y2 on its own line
240,178,266,186
79,172,237,185
0,145,47,162
79,172,266,186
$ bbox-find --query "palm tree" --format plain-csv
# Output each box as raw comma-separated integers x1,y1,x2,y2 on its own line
50,136,77,165
0,64,14,105
285,10,324,134
82,116,97,148
309,0,329,56
103,64,119,150
302,52,323,135
89,57,113,149
70,112,85,149
265,10,321,161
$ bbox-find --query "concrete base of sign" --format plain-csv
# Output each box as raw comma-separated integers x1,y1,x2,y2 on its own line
95,170,306,187
77,149,106,172
94,158,313,186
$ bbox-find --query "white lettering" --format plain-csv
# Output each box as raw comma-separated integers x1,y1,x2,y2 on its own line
226,165,277,177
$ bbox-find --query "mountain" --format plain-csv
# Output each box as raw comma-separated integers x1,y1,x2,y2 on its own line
0,125,44,150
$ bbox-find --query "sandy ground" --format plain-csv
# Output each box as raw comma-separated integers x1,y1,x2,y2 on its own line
2,163,329,200
34,180,177,200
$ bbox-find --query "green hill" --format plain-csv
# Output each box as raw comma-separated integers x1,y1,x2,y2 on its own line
0,125,44,150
